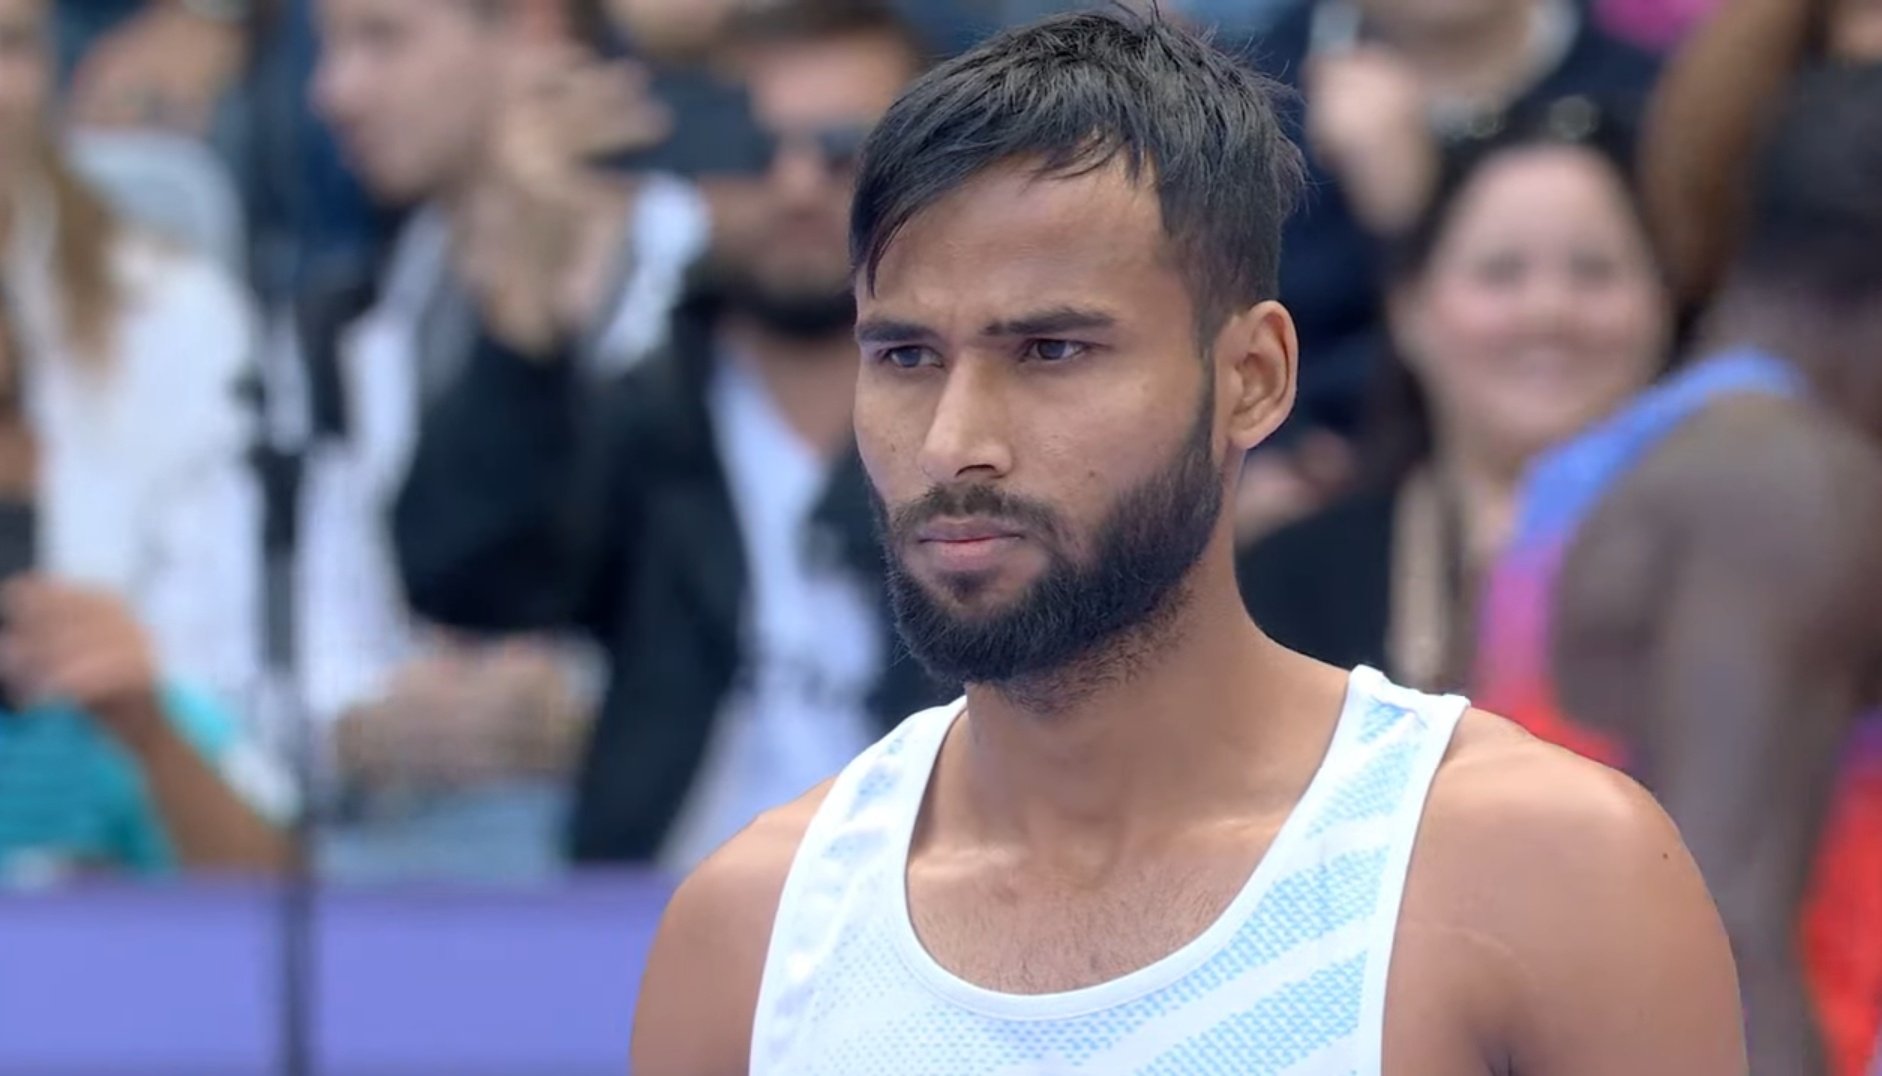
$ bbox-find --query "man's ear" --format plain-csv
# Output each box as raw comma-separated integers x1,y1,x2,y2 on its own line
1217,300,1298,454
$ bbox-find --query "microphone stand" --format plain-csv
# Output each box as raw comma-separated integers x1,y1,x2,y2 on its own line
256,430,314,1076
240,4,317,1069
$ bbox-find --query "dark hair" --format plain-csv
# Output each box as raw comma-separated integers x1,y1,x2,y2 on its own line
1388,96,1644,287
1736,62,1882,305
849,8,1305,338
1364,98,1661,484
721,0,933,71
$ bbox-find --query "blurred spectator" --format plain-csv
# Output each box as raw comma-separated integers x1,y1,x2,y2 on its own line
1641,0,1882,309
268,8,391,283
0,580,286,882
1250,0,1660,440
396,0,949,871
0,0,262,721
297,0,704,881
0,0,284,881
48,0,263,285
1242,101,1669,692
1475,64,1882,1076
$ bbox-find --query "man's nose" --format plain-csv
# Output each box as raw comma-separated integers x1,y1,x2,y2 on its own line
918,360,1014,486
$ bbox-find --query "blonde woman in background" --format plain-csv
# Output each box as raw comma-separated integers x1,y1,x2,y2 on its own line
0,0,283,881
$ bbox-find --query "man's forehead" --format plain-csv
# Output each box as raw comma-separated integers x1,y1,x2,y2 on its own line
866,160,1176,304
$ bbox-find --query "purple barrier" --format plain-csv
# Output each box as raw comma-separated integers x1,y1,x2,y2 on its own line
0,872,675,1075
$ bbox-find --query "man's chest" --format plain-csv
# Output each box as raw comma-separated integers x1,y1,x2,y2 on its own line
803,852,1496,1076
904,832,1277,995
1379,914,1509,1075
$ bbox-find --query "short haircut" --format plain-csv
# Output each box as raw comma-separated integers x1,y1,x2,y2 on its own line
850,9,1305,338
721,0,933,73
1738,62,1882,304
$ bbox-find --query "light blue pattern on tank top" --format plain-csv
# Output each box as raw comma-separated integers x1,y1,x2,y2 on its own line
750,667,1467,1074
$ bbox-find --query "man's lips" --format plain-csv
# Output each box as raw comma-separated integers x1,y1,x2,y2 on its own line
915,518,1026,544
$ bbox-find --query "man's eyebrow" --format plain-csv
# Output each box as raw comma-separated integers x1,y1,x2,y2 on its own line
855,318,937,346
981,307,1117,339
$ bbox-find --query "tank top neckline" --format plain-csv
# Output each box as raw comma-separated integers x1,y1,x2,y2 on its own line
883,665,1390,1021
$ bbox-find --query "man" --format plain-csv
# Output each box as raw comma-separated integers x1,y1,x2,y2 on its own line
395,0,943,869
623,12,1741,1072
303,0,697,879
1476,65,1882,1076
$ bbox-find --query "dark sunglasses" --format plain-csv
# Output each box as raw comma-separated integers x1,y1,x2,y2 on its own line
761,123,874,174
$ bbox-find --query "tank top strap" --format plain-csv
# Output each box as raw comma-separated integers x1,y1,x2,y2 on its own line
749,698,963,1062
1513,347,1807,548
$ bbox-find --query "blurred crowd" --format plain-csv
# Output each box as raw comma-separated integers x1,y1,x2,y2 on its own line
3,0,1882,1066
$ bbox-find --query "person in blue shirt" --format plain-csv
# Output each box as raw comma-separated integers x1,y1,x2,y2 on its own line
0,578,287,881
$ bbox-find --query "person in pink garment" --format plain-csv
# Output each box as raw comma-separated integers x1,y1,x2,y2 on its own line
1595,0,1719,51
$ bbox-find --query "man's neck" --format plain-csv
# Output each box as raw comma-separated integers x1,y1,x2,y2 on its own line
720,316,859,459
1378,0,1548,108
945,544,1351,869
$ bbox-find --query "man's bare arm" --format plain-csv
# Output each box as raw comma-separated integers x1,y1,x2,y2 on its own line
1422,727,1745,1073
630,787,826,1075
1638,0,1821,304
1633,436,1882,1075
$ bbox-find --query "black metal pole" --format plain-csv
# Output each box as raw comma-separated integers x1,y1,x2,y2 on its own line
239,3,317,1071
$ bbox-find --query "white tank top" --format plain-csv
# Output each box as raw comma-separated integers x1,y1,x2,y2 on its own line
750,666,1467,1075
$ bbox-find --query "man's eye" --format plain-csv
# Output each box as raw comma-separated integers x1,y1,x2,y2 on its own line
881,346,935,370
1024,339,1089,363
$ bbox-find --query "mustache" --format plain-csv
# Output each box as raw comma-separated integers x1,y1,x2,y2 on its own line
888,484,1064,545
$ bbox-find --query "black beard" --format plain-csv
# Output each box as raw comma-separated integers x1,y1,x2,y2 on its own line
718,271,857,341
874,388,1223,712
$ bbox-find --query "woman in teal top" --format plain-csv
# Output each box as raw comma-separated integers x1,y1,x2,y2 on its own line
0,580,286,882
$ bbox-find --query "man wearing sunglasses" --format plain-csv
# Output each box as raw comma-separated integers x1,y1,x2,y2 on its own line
394,0,947,871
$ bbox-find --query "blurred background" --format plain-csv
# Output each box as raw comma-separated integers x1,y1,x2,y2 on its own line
0,0,1875,1072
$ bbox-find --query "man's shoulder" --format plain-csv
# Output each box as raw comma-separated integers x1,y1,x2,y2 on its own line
1652,393,1882,499
1419,710,1693,906
1397,710,1742,1067
668,779,834,935
631,781,835,1072
1641,396,1882,569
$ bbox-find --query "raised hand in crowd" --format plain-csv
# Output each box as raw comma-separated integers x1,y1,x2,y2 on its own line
1641,0,1882,305
70,0,249,135
0,578,159,718
455,42,670,356
1304,45,1437,236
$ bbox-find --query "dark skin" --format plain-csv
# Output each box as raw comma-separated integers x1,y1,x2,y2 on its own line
1639,0,1882,306
629,161,1743,1074
1555,299,1882,1076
